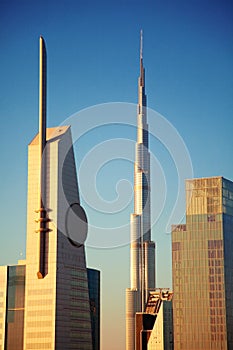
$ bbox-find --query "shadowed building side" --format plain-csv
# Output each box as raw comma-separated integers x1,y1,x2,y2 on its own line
88,268,101,350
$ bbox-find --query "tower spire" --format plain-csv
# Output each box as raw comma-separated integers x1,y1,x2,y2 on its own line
140,29,143,60
39,36,47,154
36,36,50,279
139,29,144,88
126,31,156,350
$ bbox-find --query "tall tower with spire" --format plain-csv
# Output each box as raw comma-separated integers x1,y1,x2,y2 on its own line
0,37,101,350
23,36,94,350
126,31,156,350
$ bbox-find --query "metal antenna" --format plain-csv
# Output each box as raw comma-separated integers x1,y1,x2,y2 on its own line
140,29,143,60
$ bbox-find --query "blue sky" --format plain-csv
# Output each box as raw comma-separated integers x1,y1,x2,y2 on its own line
0,0,233,349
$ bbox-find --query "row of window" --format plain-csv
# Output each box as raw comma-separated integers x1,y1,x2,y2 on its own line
210,300,224,308
70,269,86,277
26,343,51,349
210,317,225,325
69,331,92,339
210,309,225,316
28,289,52,296
209,267,223,275
209,284,223,291
71,279,87,287
208,250,223,259
69,290,88,298
27,321,52,327
211,333,226,341
208,260,222,267
27,309,52,317
27,331,52,338
27,299,52,306
209,275,223,284
70,309,90,318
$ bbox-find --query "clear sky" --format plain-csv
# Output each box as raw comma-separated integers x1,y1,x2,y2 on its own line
0,0,233,349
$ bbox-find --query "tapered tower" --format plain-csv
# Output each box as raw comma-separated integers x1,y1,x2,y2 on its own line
126,31,156,350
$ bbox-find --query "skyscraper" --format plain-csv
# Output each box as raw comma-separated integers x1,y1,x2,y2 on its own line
126,31,156,350
172,176,233,350
0,37,100,350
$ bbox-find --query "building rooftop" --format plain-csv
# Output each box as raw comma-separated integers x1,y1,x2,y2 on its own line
29,125,70,145
145,289,173,314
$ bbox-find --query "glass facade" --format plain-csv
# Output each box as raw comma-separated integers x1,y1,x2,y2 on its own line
87,268,100,350
0,127,101,350
1,37,101,350
4,265,25,350
172,177,233,350
23,127,93,350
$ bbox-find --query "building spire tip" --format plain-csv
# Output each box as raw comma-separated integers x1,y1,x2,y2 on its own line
140,29,143,60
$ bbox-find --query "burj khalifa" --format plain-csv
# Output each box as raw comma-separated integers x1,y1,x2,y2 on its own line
126,31,156,350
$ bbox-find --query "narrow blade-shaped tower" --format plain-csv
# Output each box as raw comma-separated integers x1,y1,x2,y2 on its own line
126,31,156,350
23,36,94,349
35,36,50,279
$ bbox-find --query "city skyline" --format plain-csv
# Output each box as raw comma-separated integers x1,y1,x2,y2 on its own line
1,1,233,349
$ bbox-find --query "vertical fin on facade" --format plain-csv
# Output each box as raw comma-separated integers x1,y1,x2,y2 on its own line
35,36,50,279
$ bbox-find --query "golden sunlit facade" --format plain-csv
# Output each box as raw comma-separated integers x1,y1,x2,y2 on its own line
23,126,93,350
0,37,100,350
172,177,233,350
0,266,7,349
135,289,173,350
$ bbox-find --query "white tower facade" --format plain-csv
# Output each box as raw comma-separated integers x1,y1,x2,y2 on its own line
126,32,156,350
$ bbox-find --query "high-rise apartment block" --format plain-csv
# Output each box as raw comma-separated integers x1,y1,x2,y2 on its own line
172,176,233,349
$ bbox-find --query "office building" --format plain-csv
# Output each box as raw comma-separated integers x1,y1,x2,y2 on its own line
126,31,156,350
172,176,233,349
0,264,25,350
0,37,100,350
135,289,173,350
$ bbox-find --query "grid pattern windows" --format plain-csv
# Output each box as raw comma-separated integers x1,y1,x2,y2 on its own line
172,177,233,350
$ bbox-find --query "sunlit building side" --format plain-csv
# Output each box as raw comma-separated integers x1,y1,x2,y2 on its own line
172,176,233,350
126,30,156,350
0,264,25,350
0,37,100,350
23,126,93,350
135,289,173,350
